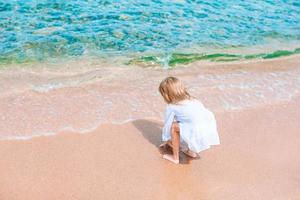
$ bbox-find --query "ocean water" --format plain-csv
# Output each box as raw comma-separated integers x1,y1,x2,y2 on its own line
1,0,300,66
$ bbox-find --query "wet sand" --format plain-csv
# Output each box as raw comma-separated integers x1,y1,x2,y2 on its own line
1,96,299,200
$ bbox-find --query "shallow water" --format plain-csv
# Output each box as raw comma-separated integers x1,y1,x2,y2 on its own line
1,0,300,65
0,56,299,140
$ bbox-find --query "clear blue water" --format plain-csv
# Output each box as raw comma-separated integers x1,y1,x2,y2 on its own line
0,0,300,65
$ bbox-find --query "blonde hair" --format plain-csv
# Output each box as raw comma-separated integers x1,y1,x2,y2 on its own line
159,77,191,104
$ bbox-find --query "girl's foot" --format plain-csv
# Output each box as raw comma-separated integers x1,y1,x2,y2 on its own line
183,149,198,158
162,154,179,164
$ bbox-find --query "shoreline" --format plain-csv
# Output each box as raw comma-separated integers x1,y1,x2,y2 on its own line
0,94,299,142
0,54,300,139
1,42,300,70
1,96,299,199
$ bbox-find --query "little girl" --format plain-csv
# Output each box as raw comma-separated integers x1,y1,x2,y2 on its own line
159,77,220,164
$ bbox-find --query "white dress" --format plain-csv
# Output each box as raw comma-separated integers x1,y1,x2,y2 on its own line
162,99,220,153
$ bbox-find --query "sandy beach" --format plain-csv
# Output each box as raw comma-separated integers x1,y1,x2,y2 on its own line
1,1,300,199
1,95,299,200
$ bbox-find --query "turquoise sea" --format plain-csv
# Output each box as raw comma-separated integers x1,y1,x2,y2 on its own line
0,0,300,66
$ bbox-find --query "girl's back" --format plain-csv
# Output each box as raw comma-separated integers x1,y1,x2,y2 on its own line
168,99,212,124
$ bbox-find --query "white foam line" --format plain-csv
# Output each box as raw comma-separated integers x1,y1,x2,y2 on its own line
0,117,162,141
110,118,139,125
30,83,65,93
0,124,101,141
0,132,57,141
1,94,298,141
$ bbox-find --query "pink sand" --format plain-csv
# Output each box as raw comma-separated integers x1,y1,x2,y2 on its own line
0,96,299,199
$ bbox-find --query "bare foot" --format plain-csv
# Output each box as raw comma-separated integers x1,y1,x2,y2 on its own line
162,154,179,164
183,149,198,158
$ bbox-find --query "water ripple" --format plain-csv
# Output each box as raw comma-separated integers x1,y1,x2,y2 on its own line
0,0,299,64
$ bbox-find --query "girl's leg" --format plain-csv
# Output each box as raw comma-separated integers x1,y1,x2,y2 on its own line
163,122,180,164
171,122,180,160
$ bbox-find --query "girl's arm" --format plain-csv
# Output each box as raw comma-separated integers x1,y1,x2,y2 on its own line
162,105,175,142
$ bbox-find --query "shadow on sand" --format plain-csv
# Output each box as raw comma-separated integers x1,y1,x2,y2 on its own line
132,119,195,164
132,119,162,147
